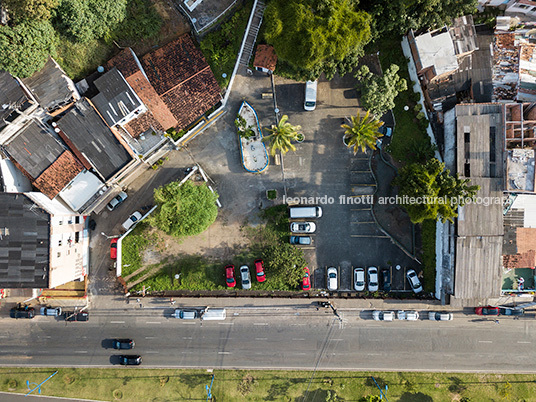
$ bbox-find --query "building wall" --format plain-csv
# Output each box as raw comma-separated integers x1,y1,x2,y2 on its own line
506,0,536,16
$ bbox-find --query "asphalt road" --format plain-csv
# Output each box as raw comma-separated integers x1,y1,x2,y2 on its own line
1,306,536,372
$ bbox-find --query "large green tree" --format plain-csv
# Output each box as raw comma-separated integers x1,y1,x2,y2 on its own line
361,0,477,37
2,0,59,23
355,64,407,117
149,181,218,239
55,0,128,43
263,114,302,156
342,110,383,154
393,158,480,223
263,0,371,79
0,20,56,77
262,243,307,289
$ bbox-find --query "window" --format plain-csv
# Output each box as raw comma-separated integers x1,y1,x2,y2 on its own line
58,240,62,246
58,220,63,225
464,163,471,177
75,216,80,224
57,252,61,258
75,232,80,243
464,132,470,143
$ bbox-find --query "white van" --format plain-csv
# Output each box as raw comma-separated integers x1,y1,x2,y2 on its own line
304,80,317,111
289,206,323,219
201,308,226,321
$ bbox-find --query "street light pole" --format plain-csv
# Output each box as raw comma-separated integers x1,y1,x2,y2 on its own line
205,374,215,401
101,232,114,239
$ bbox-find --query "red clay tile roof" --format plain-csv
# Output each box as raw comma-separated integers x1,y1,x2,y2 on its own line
107,48,140,79
124,110,163,138
516,228,536,254
503,250,536,269
33,151,84,199
253,45,277,72
141,34,214,95
126,70,177,132
161,68,221,129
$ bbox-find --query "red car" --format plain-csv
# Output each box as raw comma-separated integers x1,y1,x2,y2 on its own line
110,238,118,259
225,265,236,288
254,259,266,282
302,267,311,291
475,306,499,316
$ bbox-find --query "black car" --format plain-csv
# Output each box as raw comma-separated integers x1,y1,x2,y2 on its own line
64,311,89,322
119,355,142,365
113,339,135,350
382,269,391,292
10,305,35,319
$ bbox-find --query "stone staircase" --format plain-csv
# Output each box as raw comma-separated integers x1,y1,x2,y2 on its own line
239,0,266,66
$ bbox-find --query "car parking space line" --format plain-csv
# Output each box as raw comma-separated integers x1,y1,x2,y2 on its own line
351,235,389,238
351,208,371,211
351,221,374,224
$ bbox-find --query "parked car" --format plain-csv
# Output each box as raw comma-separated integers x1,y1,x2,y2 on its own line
353,268,365,291
382,269,391,292
173,309,198,319
107,191,128,211
119,355,142,365
254,259,266,282
113,339,135,350
428,312,453,321
327,267,338,291
304,80,318,111
290,222,316,234
225,265,236,288
474,306,500,316
302,267,311,291
500,308,525,316
367,267,379,292
379,125,393,138
10,305,35,319
110,238,118,259
372,311,394,321
122,211,142,231
397,310,419,321
64,311,89,322
290,236,312,245
240,265,251,290
406,269,423,293
40,306,62,316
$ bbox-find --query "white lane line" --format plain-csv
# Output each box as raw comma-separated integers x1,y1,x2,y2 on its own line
255,338,268,341
220,337,232,340
218,351,231,355
254,323,268,326
0,336,7,338
145,336,155,339
330,338,343,341
367,353,382,356
44,336,51,339
182,337,193,340
75,351,88,354
295,352,307,355
110,321,125,324
517,341,531,344
218,322,234,325
478,340,493,343
146,351,159,354
181,322,196,325
292,338,305,341
146,321,161,324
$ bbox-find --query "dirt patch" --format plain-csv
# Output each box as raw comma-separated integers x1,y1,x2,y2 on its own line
132,0,191,56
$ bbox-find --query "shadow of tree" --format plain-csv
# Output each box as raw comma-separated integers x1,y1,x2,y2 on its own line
178,373,210,388
365,376,387,388
294,388,330,402
266,381,292,401
397,392,433,402
448,376,467,393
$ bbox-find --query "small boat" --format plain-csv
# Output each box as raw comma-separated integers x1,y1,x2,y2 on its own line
236,101,269,173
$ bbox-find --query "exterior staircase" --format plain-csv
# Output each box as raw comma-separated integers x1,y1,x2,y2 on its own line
239,0,266,66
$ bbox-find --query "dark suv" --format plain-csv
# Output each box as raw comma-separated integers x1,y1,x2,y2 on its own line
119,355,142,365
64,311,89,322
113,339,135,349
10,305,35,319
382,269,391,292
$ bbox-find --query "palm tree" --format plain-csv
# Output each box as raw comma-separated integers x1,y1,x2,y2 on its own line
341,110,384,154
263,115,302,156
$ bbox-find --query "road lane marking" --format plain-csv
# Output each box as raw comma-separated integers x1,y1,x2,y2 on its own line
145,336,155,339
218,352,231,355
218,322,234,325
292,338,305,341
478,341,493,343
330,339,343,341
517,341,531,344
182,337,193,340
146,351,159,354
110,321,125,324
146,321,161,324
255,338,268,341
254,323,268,326
75,351,88,354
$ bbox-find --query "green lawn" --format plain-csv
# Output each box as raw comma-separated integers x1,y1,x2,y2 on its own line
1,368,534,401
420,219,436,293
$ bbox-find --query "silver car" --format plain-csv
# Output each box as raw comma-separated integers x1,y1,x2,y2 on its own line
354,268,365,291
428,312,453,321
406,269,423,293
122,211,142,231
240,265,251,290
397,310,419,321
327,267,337,291
367,267,379,292
290,222,316,233
372,311,394,321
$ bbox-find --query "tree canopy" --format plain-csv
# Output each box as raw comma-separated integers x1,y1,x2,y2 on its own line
355,64,407,117
149,181,219,239
264,0,372,79
393,158,480,223
342,110,383,154
264,114,302,156
262,243,307,289
2,0,59,23
361,0,477,37
0,20,56,77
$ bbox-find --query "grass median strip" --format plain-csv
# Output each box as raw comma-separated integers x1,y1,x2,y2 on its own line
0,368,534,401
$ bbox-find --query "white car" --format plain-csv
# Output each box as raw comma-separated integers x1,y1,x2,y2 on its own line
122,211,142,231
304,80,317,111
107,191,128,211
429,312,453,321
327,267,337,291
290,222,316,233
372,311,394,321
367,267,379,292
353,268,365,291
397,310,419,321
240,265,251,290
406,269,423,293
